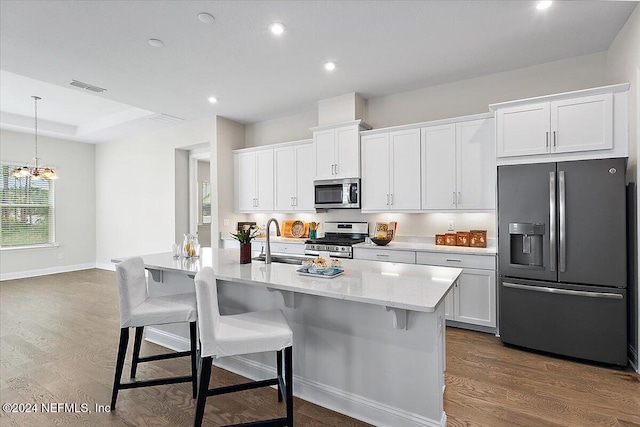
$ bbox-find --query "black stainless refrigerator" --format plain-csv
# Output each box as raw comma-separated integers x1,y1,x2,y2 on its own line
498,158,627,366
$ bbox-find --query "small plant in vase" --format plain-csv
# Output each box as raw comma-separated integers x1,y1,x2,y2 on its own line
231,225,259,264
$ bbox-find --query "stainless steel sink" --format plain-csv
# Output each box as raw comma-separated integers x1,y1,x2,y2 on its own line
252,254,315,265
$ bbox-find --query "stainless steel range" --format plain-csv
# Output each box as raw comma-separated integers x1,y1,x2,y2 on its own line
304,221,368,259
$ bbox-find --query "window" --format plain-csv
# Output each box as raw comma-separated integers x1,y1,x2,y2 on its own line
0,164,55,248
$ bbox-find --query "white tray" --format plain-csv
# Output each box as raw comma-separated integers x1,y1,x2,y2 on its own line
296,269,344,279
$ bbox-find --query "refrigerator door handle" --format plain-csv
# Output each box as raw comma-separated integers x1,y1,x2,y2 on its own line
502,282,623,300
559,170,566,272
549,171,557,272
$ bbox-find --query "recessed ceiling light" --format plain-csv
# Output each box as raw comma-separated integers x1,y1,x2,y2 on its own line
198,12,215,24
148,38,164,47
269,23,285,35
208,97,218,104
324,61,336,71
536,1,553,10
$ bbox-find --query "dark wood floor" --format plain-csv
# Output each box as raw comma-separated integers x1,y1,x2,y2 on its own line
0,269,638,427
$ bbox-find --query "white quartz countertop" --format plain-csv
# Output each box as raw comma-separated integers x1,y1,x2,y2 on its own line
353,240,496,255
112,248,462,313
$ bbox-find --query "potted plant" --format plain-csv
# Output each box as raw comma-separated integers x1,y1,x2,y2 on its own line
231,225,259,264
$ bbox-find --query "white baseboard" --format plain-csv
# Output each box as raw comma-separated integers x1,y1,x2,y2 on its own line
144,327,191,352
0,263,97,281
95,262,116,271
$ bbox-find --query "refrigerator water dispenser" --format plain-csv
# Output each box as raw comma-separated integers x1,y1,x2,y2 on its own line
509,223,544,267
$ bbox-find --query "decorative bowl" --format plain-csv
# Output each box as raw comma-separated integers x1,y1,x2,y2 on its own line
371,237,392,246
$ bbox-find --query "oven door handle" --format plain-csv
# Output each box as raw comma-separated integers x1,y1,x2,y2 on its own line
502,282,623,299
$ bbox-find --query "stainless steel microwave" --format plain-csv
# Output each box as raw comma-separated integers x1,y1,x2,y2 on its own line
314,178,360,209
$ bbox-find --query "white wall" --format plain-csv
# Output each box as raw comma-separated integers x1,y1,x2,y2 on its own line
213,116,246,245
95,117,214,265
607,4,640,182
366,52,608,129
0,130,96,277
244,110,317,148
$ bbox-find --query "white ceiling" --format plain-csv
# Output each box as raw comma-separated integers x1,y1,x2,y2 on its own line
0,0,637,144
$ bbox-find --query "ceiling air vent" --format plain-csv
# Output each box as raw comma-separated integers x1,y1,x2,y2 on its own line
70,79,107,93
148,113,185,125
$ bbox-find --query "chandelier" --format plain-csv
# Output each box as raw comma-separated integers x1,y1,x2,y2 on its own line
11,96,58,180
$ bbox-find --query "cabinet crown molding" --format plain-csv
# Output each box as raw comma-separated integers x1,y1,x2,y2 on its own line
360,112,493,136
489,83,630,111
233,138,312,154
309,119,371,132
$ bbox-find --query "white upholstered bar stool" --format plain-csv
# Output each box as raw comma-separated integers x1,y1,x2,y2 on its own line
111,257,198,410
193,267,293,427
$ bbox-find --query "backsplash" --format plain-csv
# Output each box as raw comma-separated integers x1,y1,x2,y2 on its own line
246,211,496,238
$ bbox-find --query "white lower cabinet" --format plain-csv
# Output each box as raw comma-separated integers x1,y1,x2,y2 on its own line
416,251,496,329
352,247,416,264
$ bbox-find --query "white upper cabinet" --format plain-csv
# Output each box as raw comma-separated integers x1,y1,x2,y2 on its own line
236,151,257,212
551,94,613,153
496,102,550,157
269,141,315,213
361,129,421,212
274,147,296,211
421,117,495,211
313,121,369,180
457,118,496,210
421,124,456,210
361,133,390,211
390,129,422,210
492,84,627,165
313,129,336,180
294,143,315,211
235,148,274,212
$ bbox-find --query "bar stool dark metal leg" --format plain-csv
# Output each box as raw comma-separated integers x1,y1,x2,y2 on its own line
276,349,283,402
189,321,198,398
194,356,212,427
130,327,144,378
111,328,130,410
285,346,293,426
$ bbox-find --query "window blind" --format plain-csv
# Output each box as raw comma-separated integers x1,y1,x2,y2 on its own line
0,164,55,247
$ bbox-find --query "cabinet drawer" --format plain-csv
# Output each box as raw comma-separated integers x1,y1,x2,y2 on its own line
353,248,416,264
416,252,495,270
269,242,305,255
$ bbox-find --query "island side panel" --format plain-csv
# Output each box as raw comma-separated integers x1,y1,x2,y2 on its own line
216,279,446,427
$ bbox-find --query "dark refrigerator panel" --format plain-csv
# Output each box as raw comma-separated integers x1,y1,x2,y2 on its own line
500,278,627,365
498,163,557,282
557,158,627,288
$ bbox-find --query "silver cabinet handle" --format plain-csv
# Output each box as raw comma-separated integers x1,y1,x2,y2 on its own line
549,171,556,272
452,191,456,205
390,193,393,205
502,282,622,300
558,170,566,273
334,163,339,175
331,164,334,175
457,192,461,205
546,131,549,148
294,196,297,206
553,131,557,147
446,259,461,262
386,194,389,205
376,254,389,257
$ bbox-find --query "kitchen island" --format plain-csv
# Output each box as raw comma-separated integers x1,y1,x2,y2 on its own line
112,248,462,427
